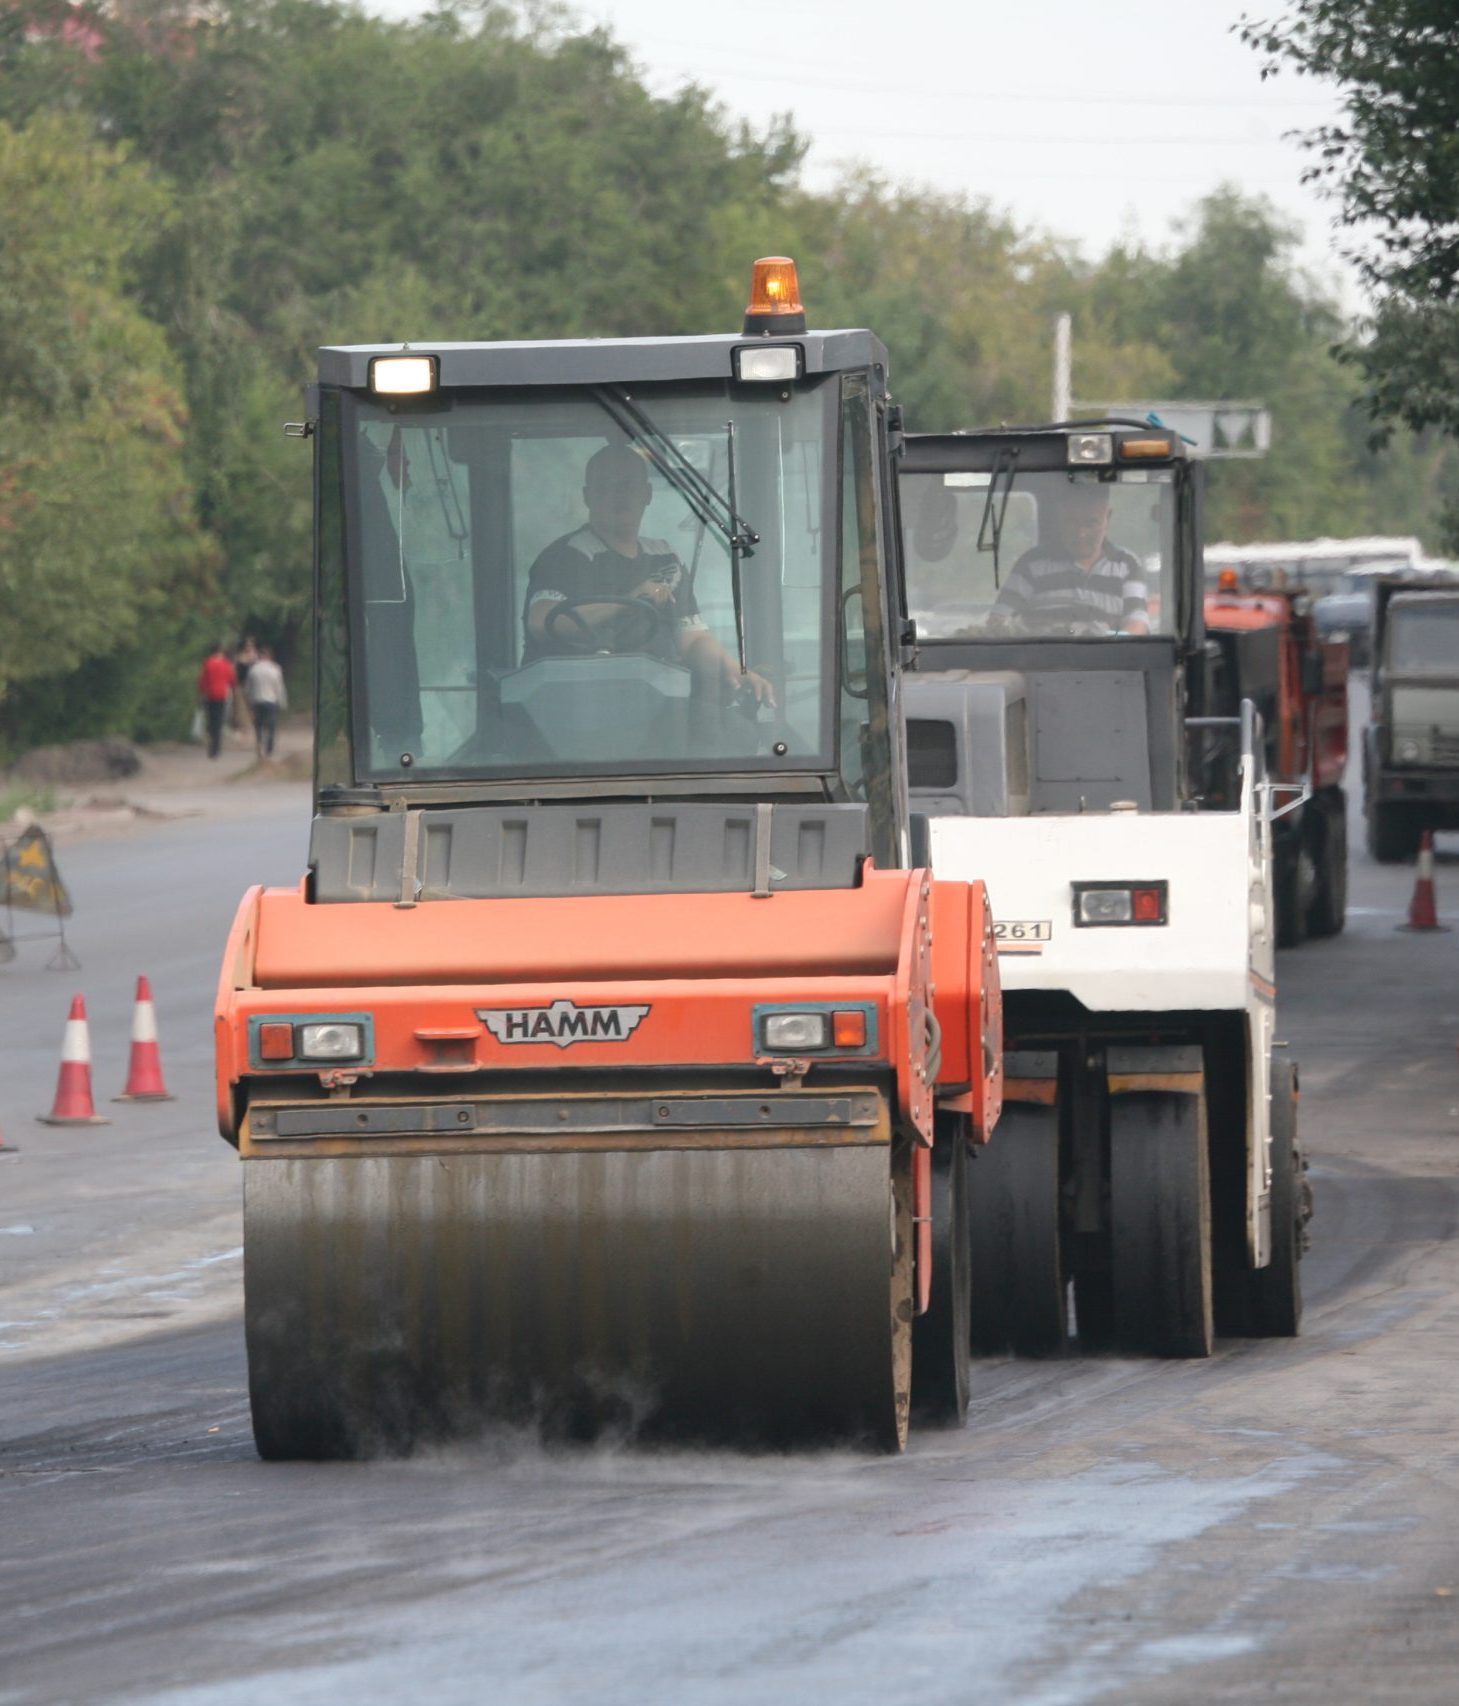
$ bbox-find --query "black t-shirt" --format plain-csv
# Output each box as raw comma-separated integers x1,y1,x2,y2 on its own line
522,527,705,662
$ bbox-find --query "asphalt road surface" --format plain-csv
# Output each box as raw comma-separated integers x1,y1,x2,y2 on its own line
2,734,1457,1704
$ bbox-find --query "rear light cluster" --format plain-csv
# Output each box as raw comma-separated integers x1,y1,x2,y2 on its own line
1072,881,1168,927
757,1004,874,1054
251,1015,372,1067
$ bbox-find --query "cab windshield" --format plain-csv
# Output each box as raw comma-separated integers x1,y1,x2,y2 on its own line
325,382,847,782
902,468,1176,640
1388,602,1459,675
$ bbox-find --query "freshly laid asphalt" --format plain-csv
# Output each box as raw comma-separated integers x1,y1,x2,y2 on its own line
1,716,1456,1705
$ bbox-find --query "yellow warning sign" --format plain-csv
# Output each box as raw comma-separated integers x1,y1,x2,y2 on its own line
1,826,73,918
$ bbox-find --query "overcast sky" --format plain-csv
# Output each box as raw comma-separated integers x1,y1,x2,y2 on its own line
372,0,1351,297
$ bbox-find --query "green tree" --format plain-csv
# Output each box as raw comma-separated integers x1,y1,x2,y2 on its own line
4,0,805,668
1090,189,1373,540
764,174,1172,432
0,113,216,737
1241,4,1459,463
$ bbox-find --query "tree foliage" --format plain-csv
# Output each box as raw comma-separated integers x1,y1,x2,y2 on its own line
1094,189,1377,540
1241,2,1459,451
0,0,1451,750
0,112,215,726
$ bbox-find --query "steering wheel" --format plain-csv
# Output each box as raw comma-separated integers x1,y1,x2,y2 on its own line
542,595,666,654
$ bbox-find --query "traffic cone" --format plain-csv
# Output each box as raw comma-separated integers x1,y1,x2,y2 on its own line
1400,831,1449,932
114,975,174,1101
37,994,109,1126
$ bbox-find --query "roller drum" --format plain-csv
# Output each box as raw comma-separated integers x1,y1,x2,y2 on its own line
245,1141,912,1457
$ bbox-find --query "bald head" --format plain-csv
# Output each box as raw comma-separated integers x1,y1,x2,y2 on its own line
585,444,651,498
584,444,652,551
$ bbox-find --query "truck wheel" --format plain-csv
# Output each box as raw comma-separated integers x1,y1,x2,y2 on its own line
1273,841,1306,949
967,1103,1067,1355
912,1126,971,1424
1111,1085,1213,1358
1241,1060,1306,1337
1306,795,1347,938
1072,1270,1115,1348
1367,800,1420,863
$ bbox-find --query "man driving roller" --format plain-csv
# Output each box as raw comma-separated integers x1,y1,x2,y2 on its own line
989,480,1150,636
523,443,774,704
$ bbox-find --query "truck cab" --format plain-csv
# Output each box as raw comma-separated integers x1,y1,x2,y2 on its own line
1365,575,1459,859
1204,570,1349,944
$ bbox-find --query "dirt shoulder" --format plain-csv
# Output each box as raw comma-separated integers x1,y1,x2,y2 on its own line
2,719,314,846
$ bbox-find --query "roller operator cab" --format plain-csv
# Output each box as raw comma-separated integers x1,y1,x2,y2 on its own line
215,261,1003,1459
900,423,1310,1359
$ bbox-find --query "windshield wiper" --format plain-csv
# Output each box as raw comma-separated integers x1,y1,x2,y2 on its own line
592,386,760,560
976,446,1020,588
725,419,748,672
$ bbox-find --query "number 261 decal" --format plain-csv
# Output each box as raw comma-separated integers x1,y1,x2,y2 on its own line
993,920,1052,951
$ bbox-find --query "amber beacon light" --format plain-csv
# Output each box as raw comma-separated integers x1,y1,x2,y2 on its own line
743,257,807,336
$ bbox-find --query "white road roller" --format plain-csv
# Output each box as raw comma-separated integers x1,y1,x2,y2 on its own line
899,421,1310,1356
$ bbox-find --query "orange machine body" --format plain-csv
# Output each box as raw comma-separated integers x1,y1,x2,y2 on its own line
217,867,998,1124
216,864,1000,1317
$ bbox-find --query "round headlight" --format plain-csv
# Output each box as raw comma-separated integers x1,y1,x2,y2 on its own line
1398,738,1422,763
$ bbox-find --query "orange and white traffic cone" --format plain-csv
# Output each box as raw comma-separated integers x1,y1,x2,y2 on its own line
37,994,109,1126
114,975,174,1102
1400,830,1448,932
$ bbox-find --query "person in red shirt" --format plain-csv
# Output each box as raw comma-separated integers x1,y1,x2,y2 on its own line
197,645,238,759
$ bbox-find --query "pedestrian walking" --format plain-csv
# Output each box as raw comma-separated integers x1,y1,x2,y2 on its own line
245,646,287,758
197,644,237,760
232,634,259,734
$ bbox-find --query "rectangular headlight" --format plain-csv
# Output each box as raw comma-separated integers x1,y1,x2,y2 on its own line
298,1022,366,1060
1073,882,1167,926
761,1012,831,1051
1067,432,1113,466
1077,887,1133,925
370,354,437,396
734,344,803,383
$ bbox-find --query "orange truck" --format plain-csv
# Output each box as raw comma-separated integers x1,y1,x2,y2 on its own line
1204,571,1350,945
215,260,1002,1458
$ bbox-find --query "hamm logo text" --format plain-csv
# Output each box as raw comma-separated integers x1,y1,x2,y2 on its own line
477,1001,651,1049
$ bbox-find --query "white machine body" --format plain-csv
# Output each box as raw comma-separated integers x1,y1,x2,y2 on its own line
928,745,1277,1267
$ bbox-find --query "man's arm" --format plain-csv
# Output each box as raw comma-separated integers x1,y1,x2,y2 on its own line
676,626,776,707
1120,556,1151,634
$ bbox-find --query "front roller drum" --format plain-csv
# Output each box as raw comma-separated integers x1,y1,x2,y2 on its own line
244,1141,913,1459
1110,1079,1214,1358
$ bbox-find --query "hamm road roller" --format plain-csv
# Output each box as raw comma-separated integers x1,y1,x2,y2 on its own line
215,261,1003,1457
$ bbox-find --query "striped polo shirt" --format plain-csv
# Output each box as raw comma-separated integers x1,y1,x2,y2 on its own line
992,544,1149,634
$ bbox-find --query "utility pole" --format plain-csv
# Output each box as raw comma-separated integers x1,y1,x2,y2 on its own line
1052,313,1071,422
